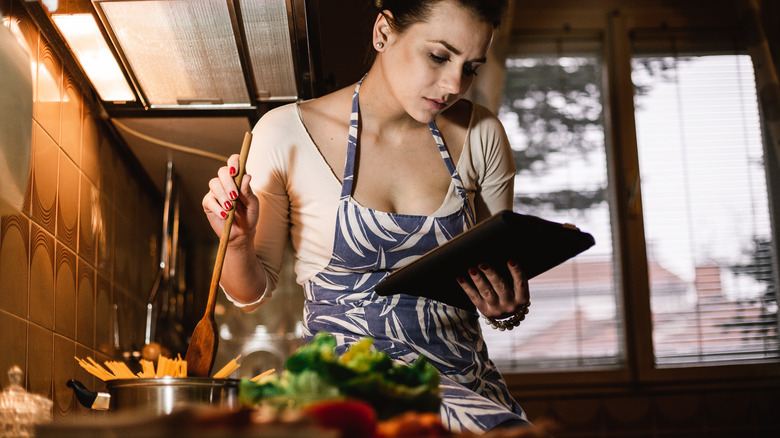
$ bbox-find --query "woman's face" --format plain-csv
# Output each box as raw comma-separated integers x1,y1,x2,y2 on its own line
378,1,494,123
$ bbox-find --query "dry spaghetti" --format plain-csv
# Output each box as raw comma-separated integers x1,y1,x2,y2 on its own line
250,368,276,382
75,354,244,381
74,356,116,381
212,355,242,379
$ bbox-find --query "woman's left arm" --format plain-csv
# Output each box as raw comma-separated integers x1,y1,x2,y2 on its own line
470,107,516,221
460,106,530,320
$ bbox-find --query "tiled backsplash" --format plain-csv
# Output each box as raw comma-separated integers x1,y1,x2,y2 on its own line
0,2,162,420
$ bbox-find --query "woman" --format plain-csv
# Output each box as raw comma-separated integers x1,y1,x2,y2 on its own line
204,0,532,432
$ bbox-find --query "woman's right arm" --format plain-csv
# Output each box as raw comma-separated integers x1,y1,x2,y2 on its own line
202,112,292,309
203,154,269,306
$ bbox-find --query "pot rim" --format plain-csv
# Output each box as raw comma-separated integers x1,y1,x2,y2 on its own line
105,377,240,389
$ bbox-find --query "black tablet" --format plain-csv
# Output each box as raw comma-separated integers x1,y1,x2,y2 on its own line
374,210,596,311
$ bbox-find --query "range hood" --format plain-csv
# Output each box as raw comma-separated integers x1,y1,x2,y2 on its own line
24,0,319,115
19,0,324,244
92,0,299,108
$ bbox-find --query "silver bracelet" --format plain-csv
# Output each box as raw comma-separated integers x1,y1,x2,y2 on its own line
484,301,531,331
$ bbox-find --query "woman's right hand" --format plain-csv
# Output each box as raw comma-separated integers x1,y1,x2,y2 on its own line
202,153,260,248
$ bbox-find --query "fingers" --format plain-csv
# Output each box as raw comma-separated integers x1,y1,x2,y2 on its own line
202,185,228,220
507,259,530,305
470,266,501,305
217,160,240,210
457,275,482,307
204,154,251,221
201,155,260,248
458,261,530,319
238,173,253,200
226,154,241,179
479,264,513,298
207,176,233,218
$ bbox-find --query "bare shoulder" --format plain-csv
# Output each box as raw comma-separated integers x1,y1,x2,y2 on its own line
296,86,354,169
298,87,353,131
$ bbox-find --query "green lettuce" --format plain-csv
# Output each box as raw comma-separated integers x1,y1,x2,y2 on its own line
239,332,441,419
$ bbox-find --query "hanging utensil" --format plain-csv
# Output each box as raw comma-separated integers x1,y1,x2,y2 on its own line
185,132,252,377
143,161,175,360
159,183,188,357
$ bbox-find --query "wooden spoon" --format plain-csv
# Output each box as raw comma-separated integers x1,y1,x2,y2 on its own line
185,132,253,377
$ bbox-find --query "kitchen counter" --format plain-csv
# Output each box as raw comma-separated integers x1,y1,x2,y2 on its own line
35,405,338,438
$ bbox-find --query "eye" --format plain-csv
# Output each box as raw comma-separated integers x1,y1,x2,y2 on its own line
429,53,448,64
463,64,480,77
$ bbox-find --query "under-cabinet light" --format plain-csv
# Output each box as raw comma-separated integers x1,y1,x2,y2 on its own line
51,13,135,102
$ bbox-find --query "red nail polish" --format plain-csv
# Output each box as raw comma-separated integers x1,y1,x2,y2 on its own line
229,166,236,175
468,268,479,276
224,201,232,210
479,263,489,270
229,191,238,200
508,259,518,267
220,211,227,219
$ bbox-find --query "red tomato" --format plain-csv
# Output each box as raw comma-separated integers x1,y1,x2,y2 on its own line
304,398,378,438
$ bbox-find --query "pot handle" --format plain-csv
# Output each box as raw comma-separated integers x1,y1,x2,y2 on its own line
67,379,110,410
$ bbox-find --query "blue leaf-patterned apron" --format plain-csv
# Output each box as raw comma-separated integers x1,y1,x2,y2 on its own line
302,78,529,432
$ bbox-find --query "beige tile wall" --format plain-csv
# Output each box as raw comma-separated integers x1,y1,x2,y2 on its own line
0,2,162,420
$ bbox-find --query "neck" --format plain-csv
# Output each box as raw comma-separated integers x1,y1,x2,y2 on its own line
358,68,428,134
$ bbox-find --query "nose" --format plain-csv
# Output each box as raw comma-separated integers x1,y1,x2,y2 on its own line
439,67,464,95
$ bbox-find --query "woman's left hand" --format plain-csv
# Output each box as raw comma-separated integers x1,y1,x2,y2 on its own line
457,260,530,319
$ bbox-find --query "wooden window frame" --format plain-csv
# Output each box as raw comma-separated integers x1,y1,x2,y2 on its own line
501,1,780,396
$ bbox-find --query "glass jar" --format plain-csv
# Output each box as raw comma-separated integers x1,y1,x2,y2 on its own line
0,366,52,438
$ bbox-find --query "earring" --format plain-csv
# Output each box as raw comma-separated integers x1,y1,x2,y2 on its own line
375,41,384,49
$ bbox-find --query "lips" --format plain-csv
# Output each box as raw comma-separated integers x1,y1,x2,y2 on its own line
424,97,447,111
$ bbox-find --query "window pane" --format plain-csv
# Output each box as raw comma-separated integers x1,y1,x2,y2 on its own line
633,52,780,366
488,42,622,372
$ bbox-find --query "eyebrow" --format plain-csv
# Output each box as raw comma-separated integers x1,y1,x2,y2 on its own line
432,40,487,63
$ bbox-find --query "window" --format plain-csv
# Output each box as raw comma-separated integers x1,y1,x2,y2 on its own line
632,44,779,366
483,39,623,371
487,29,780,375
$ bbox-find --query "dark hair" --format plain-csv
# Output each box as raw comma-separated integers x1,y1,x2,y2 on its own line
374,0,508,31
361,0,507,71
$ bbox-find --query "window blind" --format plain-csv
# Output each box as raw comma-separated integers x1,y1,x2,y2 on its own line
632,42,780,366
487,39,623,372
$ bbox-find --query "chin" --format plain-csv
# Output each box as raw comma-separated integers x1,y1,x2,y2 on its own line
413,106,444,124
417,115,439,125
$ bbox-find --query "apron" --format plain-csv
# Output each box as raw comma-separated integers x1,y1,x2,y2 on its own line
302,78,528,433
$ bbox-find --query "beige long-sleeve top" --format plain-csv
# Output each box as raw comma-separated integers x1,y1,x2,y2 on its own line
225,101,515,307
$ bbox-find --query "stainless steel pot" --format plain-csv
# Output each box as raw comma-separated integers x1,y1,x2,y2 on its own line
68,377,240,415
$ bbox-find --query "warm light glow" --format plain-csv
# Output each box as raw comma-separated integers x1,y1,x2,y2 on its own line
4,16,30,55
51,14,135,102
42,0,59,12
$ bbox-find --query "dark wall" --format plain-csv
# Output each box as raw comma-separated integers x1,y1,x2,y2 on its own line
311,0,376,95
761,0,780,64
